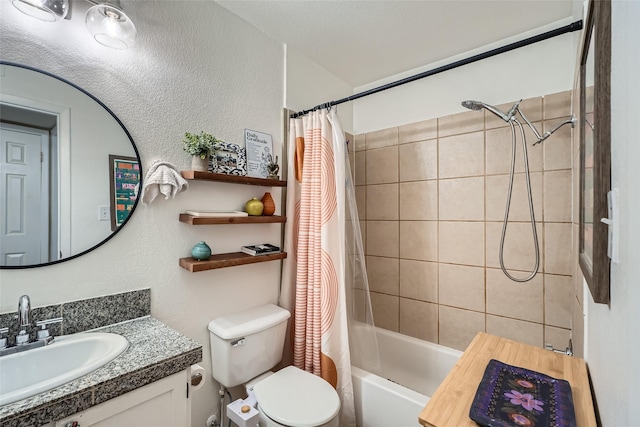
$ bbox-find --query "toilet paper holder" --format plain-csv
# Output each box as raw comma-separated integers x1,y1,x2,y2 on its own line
191,372,203,387
190,364,206,392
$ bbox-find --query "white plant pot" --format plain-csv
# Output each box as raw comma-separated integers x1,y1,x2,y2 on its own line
191,155,209,172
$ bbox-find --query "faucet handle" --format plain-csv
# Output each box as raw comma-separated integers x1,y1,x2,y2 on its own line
0,327,8,349
36,317,63,341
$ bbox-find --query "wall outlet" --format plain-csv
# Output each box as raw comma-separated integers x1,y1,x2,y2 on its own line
98,205,110,221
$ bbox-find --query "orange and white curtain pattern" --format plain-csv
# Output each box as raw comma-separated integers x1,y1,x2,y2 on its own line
281,109,355,426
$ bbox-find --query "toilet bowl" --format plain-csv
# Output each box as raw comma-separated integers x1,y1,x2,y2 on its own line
208,304,341,427
250,366,340,427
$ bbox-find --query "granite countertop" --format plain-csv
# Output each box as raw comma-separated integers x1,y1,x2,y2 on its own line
0,316,203,427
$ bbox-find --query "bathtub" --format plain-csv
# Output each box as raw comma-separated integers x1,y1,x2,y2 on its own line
351,327,462,427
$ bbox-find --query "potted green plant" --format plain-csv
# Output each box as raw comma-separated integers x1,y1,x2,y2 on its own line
182,131,220,172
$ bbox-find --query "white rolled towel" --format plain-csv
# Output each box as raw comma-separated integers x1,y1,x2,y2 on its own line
140,160,189,205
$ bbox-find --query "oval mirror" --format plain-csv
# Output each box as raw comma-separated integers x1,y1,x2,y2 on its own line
0,62,142,269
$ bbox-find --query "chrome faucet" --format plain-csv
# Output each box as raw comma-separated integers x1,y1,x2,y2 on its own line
16,295,32,345
0,295,62,357
18,295,31,327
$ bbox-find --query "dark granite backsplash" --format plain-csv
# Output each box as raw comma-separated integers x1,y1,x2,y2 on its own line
0,289,150,346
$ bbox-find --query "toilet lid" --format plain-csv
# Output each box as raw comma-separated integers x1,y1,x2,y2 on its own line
253,366,340,427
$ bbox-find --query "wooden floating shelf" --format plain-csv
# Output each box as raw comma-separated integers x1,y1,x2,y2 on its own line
179,214,286,225
179,252,287,272
181,171,286,187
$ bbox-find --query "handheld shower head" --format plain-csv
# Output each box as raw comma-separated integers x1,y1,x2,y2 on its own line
461,100,513,122
461,100,484,111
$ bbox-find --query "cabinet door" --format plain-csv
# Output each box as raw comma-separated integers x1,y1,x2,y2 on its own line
55,371,189,427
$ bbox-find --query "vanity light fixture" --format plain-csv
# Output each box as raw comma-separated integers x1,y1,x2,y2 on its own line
85,0,136,50
11,0,69,22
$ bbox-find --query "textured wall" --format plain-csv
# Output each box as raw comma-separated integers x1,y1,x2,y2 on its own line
584,1,640,425
0,2,284,425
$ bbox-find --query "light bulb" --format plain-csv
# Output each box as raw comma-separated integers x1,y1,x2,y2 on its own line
11,0,68,22
85,3,136,50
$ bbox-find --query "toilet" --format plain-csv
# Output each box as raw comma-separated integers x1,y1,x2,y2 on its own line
208,304,340,427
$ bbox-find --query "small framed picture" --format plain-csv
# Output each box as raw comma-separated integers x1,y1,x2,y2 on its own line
209,141,247,176
108,154,140,231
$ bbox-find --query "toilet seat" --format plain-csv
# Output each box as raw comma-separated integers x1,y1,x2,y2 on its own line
253,366,340,427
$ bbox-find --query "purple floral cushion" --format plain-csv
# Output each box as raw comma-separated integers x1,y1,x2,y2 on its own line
469,359,576,427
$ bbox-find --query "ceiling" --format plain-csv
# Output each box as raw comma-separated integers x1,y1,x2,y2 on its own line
216,0,576,88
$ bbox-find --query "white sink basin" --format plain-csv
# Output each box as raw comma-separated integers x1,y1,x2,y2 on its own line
0,332,128,406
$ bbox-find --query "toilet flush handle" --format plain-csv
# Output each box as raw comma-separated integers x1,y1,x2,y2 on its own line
231,338,246,347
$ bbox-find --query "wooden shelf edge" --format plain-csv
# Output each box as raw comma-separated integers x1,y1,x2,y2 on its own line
179,251,287,272
179,214,287,225
181,171,286,187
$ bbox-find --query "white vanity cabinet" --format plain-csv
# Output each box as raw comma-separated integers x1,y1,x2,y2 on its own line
50,370,190,427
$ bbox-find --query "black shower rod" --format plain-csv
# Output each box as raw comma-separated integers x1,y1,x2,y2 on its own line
290,19,583,119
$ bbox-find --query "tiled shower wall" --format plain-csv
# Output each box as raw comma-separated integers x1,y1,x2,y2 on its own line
353,91,574,352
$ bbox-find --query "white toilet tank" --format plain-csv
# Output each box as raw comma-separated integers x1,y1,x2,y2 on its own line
208,304,291,388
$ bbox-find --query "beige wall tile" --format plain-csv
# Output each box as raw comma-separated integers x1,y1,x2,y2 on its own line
544,325,571,352
439,132,485,178
571,295,584,358
544,90,572,120
573,237,584,308
355,151,366,186
399,118,437,144
486,267,543,322
486,221,543,273
399,140,437,182
366,127,398,150
399,259,438,303
370,292,399,332
439,306,485,351
349,152,355,181
439,264,485,312
367,221,399,258
545,274,572,328
486,315,543,348
485,173,543,222
572,154,580,225
355,186,366,220
439,221,485,266
544,223,573,275
485,97,542,129
544,170,572,223
366,256,399,296
352,288,367,323
367,184,398,220
543,119,572,170
355,134,366,152
366,146,398,184
486,124,543,175
400,221,438,262
439,177,485,221
399,298,438,343
359,220,366,251
345,132,354,152
438,110,484,137
399,181,438,221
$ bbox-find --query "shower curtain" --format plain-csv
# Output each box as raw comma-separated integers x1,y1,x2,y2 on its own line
280,109,356,427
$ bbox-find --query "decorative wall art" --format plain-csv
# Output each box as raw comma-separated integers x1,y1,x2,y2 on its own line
109,155,140,231
209,141,247,176
244,128,274,178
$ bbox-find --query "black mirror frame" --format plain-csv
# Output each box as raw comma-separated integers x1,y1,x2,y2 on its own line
0,61,143,270
578,0,611,304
